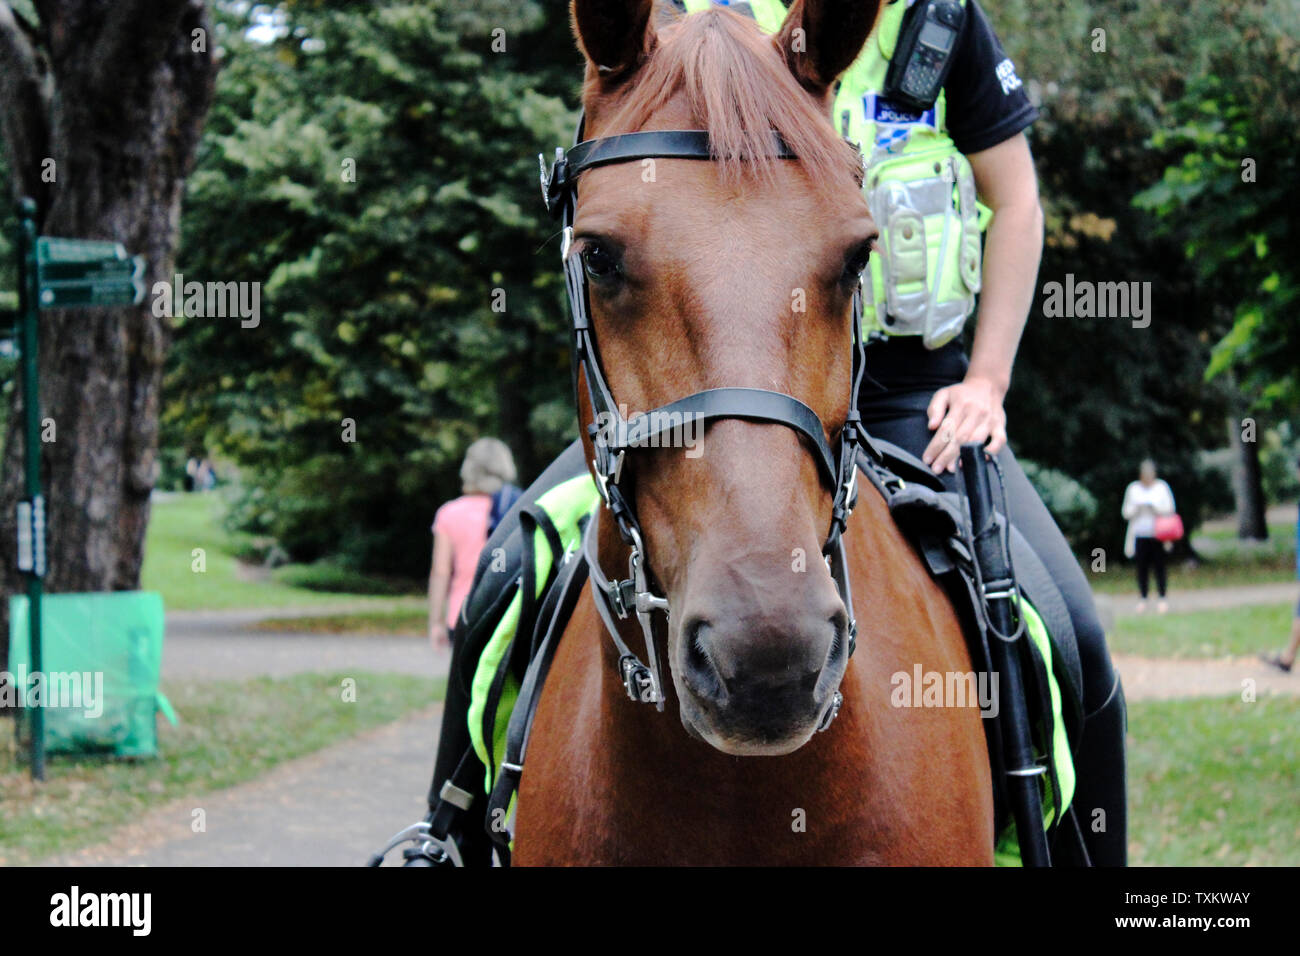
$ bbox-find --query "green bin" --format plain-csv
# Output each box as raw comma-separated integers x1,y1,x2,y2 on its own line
8,591,175,757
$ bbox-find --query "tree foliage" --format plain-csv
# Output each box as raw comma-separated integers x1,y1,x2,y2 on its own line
167,1,577,573
983,0,1296,553
165,0,1297,574
1134,3,1300,413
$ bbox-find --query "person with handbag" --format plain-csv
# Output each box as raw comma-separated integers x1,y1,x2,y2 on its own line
1122,459,1178,614
429,438,518,648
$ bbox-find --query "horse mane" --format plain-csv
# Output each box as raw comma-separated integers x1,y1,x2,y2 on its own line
588,5,861,189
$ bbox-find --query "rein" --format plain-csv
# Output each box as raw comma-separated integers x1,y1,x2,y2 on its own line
540,121,872,728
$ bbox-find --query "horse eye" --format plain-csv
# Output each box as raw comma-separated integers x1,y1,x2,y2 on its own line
582,244,620,282
843,240,874,282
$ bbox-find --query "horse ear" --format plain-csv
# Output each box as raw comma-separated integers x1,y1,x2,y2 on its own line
571,0,658,85
774,0,882,95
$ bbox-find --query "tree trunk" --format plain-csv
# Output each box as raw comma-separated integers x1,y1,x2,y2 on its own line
0,1,217,670
1229,414,1269,541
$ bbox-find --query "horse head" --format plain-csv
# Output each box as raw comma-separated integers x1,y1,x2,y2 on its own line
570,0,881,755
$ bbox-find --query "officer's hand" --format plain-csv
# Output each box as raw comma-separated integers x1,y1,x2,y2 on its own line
923,376,1009,474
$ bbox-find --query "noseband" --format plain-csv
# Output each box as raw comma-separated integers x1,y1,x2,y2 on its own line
540,122,870,730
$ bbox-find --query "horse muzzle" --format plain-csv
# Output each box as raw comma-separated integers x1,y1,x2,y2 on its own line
673,594,850,755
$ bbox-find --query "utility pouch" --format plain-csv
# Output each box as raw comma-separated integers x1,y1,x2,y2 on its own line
864,146,986,349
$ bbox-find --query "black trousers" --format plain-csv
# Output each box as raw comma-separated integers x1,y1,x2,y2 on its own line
859,337,1127,865
1133,536,1167,598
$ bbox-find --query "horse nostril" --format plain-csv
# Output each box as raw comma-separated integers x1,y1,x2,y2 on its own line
682,617,724,698
827,607,850,662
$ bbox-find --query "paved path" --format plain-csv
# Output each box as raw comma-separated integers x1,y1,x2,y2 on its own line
161,606,451,681
33,607,453,865
161,629,449,681
164,580,1295,684
42,706,445,866
1096,581,1297,618
1115,653,1299,702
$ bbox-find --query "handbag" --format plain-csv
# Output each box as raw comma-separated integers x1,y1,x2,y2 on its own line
1154,513,1184,542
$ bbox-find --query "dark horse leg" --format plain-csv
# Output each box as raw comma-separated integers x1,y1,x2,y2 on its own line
860,388,1128,866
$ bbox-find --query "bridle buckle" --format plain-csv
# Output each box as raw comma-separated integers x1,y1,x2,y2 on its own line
619,655,656,703
539,148,569,218
611,578,636,619
589,445,625,506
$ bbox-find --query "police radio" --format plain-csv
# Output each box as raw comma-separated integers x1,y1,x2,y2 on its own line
883,0,966,113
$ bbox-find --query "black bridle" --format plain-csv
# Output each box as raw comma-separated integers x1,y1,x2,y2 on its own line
540,121,871,729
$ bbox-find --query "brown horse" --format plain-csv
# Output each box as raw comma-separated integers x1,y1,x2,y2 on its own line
514,0,993,865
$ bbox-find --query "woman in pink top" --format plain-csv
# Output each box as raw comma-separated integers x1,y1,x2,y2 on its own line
429,438,517,647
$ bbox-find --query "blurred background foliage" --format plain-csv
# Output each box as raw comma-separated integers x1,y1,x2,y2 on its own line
156,0,1299,578
164,0,578,574
989,0,1299,555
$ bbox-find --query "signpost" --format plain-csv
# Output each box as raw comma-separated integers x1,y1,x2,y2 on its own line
10,197,146,781
35,236,146,308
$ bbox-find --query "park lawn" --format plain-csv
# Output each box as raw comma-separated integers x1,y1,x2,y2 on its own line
142,493,422,611
0,671,443,865
1088,557,1296,595
1107,602,1297,659
1128,694,1300,866
1198,516,1296,544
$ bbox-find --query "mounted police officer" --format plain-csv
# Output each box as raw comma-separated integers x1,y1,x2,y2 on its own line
418,0,1127,867
677,0,1125,866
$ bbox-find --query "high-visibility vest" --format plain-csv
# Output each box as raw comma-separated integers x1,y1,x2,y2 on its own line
677,0,990,348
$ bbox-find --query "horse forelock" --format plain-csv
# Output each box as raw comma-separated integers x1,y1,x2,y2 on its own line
587,6,860,189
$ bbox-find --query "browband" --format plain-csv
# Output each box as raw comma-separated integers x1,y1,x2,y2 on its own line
543,129,795,218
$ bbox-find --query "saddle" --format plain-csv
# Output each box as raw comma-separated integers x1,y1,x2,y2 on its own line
425,438,1089,867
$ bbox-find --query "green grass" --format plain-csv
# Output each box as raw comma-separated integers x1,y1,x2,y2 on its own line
142,493,422,611
1107,602,1297,659
271,561,419,595
1128,695,1300,866
1088,556,1296,595
0,670,443,864
1198,516,1296,544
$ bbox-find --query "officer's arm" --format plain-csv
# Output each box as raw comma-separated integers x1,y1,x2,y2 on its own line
923,132,1042,473
965,131,1043,397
